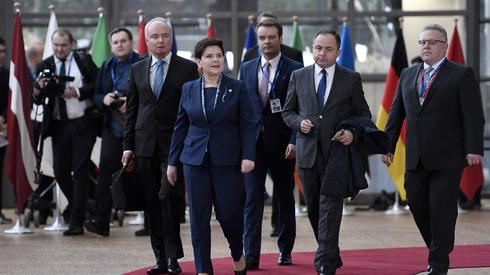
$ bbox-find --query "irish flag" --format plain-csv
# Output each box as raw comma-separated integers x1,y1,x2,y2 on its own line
376,28,408,200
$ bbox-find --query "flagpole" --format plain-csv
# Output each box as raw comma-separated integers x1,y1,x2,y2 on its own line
4,2,34,235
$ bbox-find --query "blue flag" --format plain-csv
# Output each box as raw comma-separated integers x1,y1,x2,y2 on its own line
338,22,355,70
241,22,257,60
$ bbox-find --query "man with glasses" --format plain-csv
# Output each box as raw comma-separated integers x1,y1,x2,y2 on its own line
383,24,484,275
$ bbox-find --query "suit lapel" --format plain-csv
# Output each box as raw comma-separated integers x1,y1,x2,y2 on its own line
212,74,228,118
419,60,450,113
306,65,321,114
411,64,423,111
323,65,342,113
142,57,154,100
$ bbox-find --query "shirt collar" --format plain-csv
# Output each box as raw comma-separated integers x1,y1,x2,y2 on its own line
55,52,73,64
424,57,445,71
151,52,172,67
315,62,335,76
261,52,281,69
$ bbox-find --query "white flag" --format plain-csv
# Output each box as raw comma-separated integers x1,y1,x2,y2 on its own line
42,9,58,60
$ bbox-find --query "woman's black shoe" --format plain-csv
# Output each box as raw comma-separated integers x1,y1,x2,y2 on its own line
234,267,247,275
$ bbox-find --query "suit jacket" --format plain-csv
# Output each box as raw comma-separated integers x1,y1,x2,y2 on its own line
124,54,199,158
239,55,302,145
385,60,484,170
243,44,303,65
0,67,8,119
168,74,256,166
282,64,371,169
33,51,99,136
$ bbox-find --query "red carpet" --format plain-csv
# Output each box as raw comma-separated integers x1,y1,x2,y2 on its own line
124,244,490,275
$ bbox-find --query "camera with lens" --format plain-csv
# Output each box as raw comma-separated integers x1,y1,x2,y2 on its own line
110,90,126,109
39,69,75,97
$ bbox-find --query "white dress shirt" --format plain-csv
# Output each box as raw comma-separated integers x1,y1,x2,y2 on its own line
314,63,336,106
54,52,85,120
150,52,172,92
257,53,281,96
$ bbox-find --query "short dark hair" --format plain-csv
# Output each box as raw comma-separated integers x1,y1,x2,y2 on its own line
52,28,75,43
313,29,341,49
257,11,278,23
0,36,5,46
194,38,224,59
256,20,283,37
109,27,133,42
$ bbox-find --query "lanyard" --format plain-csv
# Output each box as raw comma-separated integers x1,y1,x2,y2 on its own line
201,75,222,119
419,65,440,98
260,56,282,98
111,57,130,89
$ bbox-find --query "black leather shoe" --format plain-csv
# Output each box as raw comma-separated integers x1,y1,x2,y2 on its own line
84,220,109,237
234,267,247,275
147,264,168,274
135,228,151,236
270,229,279,237
167,258,182,274
317,265,336,275
245,255,259,270
277,253,292,266
63,226,84,236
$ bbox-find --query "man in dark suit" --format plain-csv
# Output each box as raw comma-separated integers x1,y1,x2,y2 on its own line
122,17,199,275
383,24,484,275
240,20,302,269
33,28,98,236
0,36,12,224
242,11,304,239
282,29,371,275
84,27,141,237
243,11,303,65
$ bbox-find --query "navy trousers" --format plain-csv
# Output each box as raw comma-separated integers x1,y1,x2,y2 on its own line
184,156,244,274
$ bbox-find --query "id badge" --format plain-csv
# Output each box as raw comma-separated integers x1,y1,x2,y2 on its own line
270,98,282,113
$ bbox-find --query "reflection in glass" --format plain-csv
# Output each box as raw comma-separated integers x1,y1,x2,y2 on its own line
20,0,100,13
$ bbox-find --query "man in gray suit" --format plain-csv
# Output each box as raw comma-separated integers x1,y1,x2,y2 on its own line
282,29,371,275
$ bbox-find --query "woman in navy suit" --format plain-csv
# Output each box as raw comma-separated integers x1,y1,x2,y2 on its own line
167,38,256,275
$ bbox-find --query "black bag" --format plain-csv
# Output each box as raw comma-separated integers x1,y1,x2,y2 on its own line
111,168,145,211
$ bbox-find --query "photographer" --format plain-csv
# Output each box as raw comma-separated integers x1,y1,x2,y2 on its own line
33,28,98,236
84,27,140,237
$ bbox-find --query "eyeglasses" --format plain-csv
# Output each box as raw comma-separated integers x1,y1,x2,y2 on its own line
418,39,446,46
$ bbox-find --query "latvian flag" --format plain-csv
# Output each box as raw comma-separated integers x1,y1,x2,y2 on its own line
6,10,37,211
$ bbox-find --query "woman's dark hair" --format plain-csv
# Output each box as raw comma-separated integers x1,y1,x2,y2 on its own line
194,38,224,59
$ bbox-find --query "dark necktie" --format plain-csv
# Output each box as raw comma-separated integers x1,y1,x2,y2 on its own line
58,59,68,120
259,62,270,108
153,60,165,98
317,69,327,108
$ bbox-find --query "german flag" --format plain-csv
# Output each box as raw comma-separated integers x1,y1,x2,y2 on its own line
375,28,408,200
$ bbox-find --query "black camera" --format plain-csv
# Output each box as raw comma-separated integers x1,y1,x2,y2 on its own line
110,91,126,109
39,69,75,97
41,69,75,84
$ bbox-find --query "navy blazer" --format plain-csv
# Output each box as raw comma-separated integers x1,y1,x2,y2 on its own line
94,51,141,137
168,74,257,166
239,55,302,145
